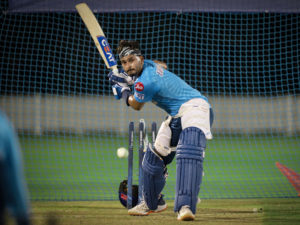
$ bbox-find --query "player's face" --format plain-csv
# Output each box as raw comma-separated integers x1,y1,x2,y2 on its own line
120,55,144,77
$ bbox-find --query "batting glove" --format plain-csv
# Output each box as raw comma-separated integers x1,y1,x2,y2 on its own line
108,69,135,86
112,84,131,100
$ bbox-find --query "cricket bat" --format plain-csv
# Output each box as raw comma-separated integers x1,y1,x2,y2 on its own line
75,3,118,73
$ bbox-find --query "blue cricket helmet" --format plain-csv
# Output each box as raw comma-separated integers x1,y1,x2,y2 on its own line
118,179,139,208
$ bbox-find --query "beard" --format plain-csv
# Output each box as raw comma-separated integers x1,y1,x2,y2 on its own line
127,69,141,81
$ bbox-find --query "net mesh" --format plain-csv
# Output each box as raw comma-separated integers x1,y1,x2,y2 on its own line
1,1,299,200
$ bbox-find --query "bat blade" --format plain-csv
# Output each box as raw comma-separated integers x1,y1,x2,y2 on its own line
75,3,117,71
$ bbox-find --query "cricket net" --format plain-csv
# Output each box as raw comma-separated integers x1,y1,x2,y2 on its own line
1,0,299,200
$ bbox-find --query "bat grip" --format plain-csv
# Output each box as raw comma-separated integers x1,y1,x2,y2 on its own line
112,66,118,74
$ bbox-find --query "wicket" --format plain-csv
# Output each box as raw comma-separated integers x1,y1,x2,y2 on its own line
127,119,157,209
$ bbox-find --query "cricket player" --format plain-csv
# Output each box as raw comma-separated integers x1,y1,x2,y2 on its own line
0,110,31,225
108,40,214,221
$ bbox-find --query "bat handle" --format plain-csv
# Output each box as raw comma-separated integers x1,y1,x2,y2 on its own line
111,65,118,74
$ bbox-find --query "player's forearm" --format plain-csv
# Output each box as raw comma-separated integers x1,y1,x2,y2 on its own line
115,85,144,110
121,91,140,110
128,95,144,111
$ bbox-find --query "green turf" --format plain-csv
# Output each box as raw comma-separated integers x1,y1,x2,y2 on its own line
5,199,300,225
19,135,300,200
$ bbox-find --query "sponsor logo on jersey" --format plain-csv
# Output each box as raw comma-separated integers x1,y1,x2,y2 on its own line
135,82,144,91
136,92,145,100
156,65,164,77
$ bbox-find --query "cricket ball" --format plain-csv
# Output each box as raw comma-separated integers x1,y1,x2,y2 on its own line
117,147,128,158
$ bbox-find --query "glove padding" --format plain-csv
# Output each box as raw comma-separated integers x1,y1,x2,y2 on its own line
108,69,135,86
112,83,131,100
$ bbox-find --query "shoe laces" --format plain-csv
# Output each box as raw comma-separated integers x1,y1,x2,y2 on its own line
179,205,191,214
136,201,149,210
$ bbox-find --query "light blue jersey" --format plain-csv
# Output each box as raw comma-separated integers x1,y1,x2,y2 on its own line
133,60,208,116
0,110,30,222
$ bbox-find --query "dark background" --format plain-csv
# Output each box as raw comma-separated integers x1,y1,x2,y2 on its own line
1,0,299,96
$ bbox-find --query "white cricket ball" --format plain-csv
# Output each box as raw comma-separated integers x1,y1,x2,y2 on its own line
117,147,128,158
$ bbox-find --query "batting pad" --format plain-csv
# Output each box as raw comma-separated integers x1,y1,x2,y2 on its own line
174,127,206,214
142,146,166,210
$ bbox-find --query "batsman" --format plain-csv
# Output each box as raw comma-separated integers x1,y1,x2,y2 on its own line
108,40,214,221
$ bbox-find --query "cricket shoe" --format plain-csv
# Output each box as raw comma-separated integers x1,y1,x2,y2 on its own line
128,195,167,216
177,205,195,221
156,195,167,212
